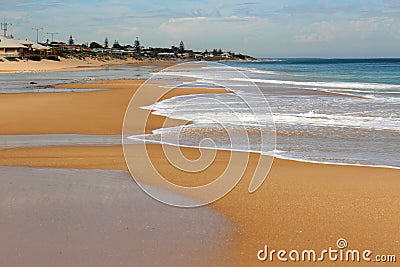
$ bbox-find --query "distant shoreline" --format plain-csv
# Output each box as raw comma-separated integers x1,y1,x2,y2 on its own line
0,57,255,74
0,57,167,74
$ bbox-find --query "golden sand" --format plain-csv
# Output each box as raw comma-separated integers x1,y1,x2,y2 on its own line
1,77,399,266
0,57,174,74
0,79,227,135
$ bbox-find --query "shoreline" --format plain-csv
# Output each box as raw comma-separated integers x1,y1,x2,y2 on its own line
129,135,400,170
1,74,399,265
0,74,398,173
0,57,175,74
2,144,399,171
0,57,251,75
2,133,400,170
2,140,400,170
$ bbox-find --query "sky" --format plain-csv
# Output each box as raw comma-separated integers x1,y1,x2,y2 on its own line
1,0,400,57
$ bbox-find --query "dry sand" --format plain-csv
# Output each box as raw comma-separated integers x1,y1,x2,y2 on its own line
0,78,399,266
0,57,119,73
0,57,173,74
0,79,227,135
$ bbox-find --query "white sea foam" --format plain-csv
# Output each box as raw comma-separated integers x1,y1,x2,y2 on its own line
273,153,400,170
233,67,281,75
272,111,400,132
137,62,400,169
232,78,400,90
145,93,400,132
127,134,400,170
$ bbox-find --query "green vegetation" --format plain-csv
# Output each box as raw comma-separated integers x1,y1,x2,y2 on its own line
28,55,42,61
51,36,256,62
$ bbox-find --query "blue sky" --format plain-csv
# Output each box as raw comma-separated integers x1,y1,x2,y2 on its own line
2,0,400,57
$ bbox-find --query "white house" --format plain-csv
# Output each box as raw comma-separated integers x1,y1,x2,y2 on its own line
0,35,26,58
17,39,50,54
157,52,175,57
222,52,232,58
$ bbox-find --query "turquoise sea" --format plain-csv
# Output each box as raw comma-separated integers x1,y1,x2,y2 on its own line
140,59,400,168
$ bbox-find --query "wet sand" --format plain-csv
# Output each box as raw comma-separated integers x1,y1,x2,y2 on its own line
0,134,121,149
0,77,399,266
1,145,399,266
0,166,232,267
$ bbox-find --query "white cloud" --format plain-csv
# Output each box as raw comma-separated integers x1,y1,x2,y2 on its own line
155,15,279,56
166,15,255,24
295,33,330,43
295,17,400,44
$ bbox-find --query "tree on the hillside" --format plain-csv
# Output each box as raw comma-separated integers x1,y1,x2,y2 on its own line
179,41,185,53
90,41,103,49
113,40,122,49
104,37,109,48
68,35,74,46
134,37,140,53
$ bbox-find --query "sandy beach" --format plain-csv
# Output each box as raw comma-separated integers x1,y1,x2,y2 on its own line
1,73,399,266
0,58,122,73
0,57,175,74
0,57,158,74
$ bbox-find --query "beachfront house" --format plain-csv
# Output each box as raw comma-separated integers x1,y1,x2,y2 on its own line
222,52,232,59
181,51,194,59
157,52,176,58
17,39,52,59
194,53,204,59
0,35,26,58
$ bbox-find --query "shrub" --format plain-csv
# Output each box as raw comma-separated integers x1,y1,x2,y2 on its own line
46,55,60,61
28,55,42,61
5,57,19,62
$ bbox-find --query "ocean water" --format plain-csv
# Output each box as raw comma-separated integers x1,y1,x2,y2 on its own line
129,59,400,168
1,60,398,168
